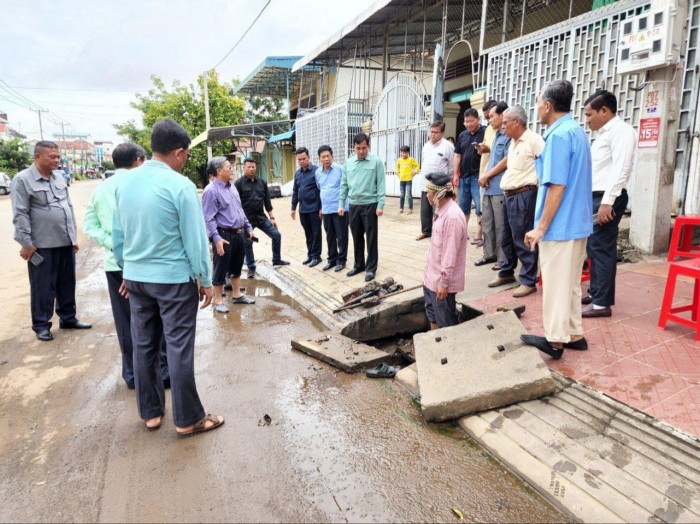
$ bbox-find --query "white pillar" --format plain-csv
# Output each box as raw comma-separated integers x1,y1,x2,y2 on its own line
629,0,688,254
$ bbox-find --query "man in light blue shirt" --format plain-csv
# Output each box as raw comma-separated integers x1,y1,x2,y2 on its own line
523,80,592,360
113,118,223,438
315,145,348,272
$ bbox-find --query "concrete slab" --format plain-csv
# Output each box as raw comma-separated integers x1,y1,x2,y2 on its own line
394,363,420,398
495,301,526,318
414,311,556,422
339,286,429,342
291,332,391,373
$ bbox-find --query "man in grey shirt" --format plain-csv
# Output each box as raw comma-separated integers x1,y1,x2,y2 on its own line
11,141,92,341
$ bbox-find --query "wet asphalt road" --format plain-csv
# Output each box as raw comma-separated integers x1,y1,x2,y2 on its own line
0,180,564,523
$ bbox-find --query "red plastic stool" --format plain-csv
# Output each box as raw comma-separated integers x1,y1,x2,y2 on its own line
538,258,592,287
668,214,700,261
658,258,700,341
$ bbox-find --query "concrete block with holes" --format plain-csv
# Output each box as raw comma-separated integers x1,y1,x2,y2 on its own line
413,311,556,422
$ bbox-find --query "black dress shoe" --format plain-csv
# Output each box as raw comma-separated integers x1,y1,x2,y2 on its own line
273,260,290,266
323,261,335,271
521,334,563,360
347,267,364,277
365,272,375,282
302,257,312,265
581,293,593,305
563,337,588,350
36,330,54,342
309,258,321,268
334,264,346,272
60,321,92,330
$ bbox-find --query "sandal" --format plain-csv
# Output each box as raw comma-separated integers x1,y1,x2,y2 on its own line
366,362,400,378
146,411,165,432
176,413,225,439
474,256,497,266
471,238,483,246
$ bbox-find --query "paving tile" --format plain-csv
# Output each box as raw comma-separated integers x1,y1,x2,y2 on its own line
620,310,694,340
646,385,700,437
616,271,667,289
631,338,700,382
582,358,692,411
584,321,676,357
546,342,624,381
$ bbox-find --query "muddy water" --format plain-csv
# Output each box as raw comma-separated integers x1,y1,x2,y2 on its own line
0,183,564,522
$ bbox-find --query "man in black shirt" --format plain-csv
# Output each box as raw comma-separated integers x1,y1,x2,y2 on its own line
453,108,485,243
290,147,322,267
234,157,290,278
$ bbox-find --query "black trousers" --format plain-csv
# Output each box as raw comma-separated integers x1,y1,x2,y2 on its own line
420,191,433,236
106,271,169,388
299,211,322,259
28,245,76,333
323,212,348,265
126,280,204,427
349,203,379,273
499,189,538,287
587,190,628,307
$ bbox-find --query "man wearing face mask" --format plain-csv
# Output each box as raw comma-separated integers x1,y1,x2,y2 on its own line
422,172,467,329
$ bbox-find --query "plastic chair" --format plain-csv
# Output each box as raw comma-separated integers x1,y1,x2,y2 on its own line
658,258,700,341
667,214,700,261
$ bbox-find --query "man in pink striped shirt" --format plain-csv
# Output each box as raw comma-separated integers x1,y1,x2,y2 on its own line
423,172,467,329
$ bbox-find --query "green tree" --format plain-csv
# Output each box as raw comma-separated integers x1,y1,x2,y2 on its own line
115,71,247,184
0,138,33,175
247,96,286,122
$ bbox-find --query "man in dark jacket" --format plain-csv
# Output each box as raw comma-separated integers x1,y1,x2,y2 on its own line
291,147,322,267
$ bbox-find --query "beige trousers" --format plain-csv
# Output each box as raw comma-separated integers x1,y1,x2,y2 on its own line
539,238,588,343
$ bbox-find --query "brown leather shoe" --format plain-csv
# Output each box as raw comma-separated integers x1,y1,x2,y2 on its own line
582,305,612,318
512,285,536,298
581,293,593,305
488,275,516,288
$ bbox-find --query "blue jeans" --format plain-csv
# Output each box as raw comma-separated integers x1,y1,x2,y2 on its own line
244,217,282,271
458,176,481,217
400,181,413,210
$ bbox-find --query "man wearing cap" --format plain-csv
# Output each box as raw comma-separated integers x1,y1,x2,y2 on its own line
423,172,467,329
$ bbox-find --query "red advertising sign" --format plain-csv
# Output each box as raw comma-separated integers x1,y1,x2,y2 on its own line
638,117,660,148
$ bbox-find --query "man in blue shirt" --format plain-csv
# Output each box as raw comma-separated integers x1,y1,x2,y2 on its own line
475,102,510,269
522,80,593,360
291,147,322,267
113,118,224,438
315,145,348,272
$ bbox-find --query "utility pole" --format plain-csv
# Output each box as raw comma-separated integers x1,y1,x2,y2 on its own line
61,122,68,170
31,109,48,140
203,70,213,161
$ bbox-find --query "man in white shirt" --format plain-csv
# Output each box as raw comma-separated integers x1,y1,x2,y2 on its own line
415,121,455,241
582,90,636,318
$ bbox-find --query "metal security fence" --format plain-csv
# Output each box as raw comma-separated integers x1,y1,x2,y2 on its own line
295,102,349,165
487,0,651,135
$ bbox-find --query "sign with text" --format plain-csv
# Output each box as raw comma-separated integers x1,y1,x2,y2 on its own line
638,117,660,148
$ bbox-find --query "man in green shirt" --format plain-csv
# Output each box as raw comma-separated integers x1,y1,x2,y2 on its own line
339,133,386,282
83,143,169,390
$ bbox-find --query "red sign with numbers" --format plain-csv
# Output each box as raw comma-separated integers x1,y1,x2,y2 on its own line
638,117,660,148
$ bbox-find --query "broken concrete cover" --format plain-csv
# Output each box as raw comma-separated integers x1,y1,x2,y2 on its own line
339,285,428,342
414,311,556,422
395,363,420,398
291,332,391,373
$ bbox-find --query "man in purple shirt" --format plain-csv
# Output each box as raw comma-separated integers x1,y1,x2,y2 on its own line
423,172,467,329
202,157,255,313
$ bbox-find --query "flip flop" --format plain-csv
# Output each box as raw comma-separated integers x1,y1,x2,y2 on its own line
146,410,165,432
176,414,225,439
366,362,400,378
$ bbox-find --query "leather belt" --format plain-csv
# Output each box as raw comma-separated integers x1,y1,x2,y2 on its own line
219,227,244,234
503,184,537,197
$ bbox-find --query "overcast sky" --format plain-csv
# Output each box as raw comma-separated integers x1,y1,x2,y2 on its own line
1,0,377,144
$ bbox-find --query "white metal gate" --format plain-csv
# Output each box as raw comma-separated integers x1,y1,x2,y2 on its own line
371,73,430,198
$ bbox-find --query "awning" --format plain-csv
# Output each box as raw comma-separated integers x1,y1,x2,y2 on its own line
268,129,295,143
232,55,321,98
190,120,293,148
